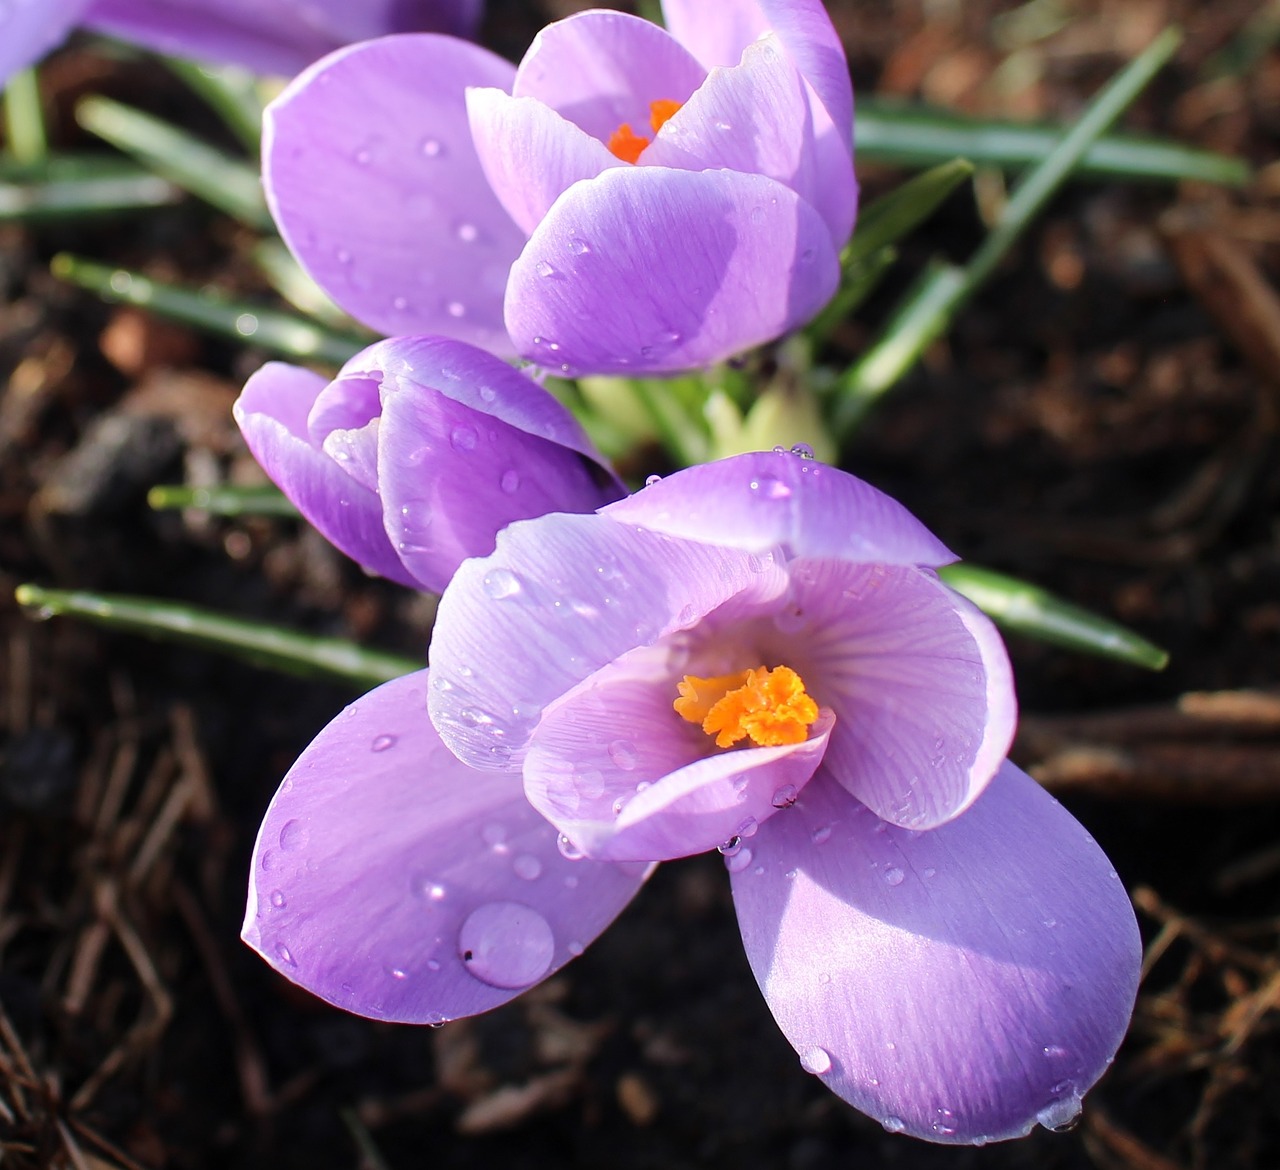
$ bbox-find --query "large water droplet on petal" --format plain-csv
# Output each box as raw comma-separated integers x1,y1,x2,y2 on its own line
278,819,309,852
371,734,397,753
800,1046,832,1075
458,902,555,989
483,569,522,599
1036,1093,1082,1132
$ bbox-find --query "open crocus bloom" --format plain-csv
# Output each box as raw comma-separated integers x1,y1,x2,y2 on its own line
233,335,624,592
263,0,856,374
245,449,1141,1144
0,0,482,86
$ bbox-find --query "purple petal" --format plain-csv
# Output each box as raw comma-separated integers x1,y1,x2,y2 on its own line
512,10,705,144
765,559,1015,830
84,0,482,76
523,646,833,861
731,763,1141,1144
466,87,622,237
602,451,956,568
264,35,523,351
661,0,856,245
309,368,382,492
642,36,817,213
365,337,624,593
233,362,419,588
506,167,839,375
0,0,88,83
244,670,650,1023
428,512,791,769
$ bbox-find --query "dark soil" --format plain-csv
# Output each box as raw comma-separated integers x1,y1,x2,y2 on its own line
2,2,1279,1169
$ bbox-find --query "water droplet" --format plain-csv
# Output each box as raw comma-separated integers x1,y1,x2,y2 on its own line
483,569,522,599
567,940,585,956
790,442,815,459
450,424,478,452
725,846,754,873
535,260,557,278
1036,1093,1082,1132
771,784,798,809
456,221,479,243
278,819,309,852
718,836,742,856
607,739,637,770
750,474,791,499
737,817,758,839
421,138,444,157
883,866,905,887
275,943,297,967
412,876,447,901
749,204,767,225
500,468,520,494
882,1116,906,1134
568,237,590,255
371,734,397,753
1043,1044,1069,1059
810,824,832,845
447,300,466,318
481,823,508,851
458,902,555,989
269,889,286,908
645,474,662,487
387,965,408,980
800,1046,831,1075
922,866,937,879
557,834,584,861
513,854,543,881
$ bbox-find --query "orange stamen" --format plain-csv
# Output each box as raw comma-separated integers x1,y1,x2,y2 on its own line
607,98,685,164
674,665,819,749
607,122,650,164
649,98,683,133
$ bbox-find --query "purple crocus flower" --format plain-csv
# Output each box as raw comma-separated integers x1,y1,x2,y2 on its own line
243,448,1141,1144
0,0,482,85
233,334,624,592
262,0,856,374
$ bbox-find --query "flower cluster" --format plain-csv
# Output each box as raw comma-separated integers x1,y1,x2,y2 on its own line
226,0,1140,1147
0,0,481,85
262,0,856,374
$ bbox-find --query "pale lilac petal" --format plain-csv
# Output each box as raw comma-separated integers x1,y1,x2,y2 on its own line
309,370,381,492
661,0,856,245
758,560,1015,830
233,362,418,588
244,671,650,1023
602,451,955,567
732,763,1141,1144
659,0,768,69
428,513,790,769
507,167,839,375
85,0,483,75
264,36,523,352
523,646,833,860
345,334,611,466
642,36,817,216
662,0,851,138
373,348,625,594
0,0,89,83
466,88,622,237
512,10,705,144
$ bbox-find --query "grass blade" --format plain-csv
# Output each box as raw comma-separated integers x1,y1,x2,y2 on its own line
0,154,180,220
148,483,299,516
835,28,1184,436
52,253,367,365
939,563,1169,670
76,95,271,229
15,584,419,688
856,98,1249,186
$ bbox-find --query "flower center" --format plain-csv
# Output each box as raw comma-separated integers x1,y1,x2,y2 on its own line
674,665,819,749
607,98,684,164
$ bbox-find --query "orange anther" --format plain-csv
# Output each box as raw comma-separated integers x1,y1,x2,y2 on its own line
674,665,819,749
